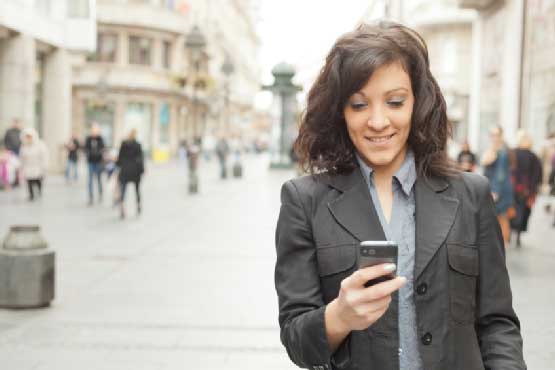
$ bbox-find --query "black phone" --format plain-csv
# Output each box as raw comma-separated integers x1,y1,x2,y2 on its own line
357,241,398,287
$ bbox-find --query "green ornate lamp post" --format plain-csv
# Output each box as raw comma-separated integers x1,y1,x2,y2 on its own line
185,25,207,139
184,25,206,194
221,54,235,134
263,62,302,169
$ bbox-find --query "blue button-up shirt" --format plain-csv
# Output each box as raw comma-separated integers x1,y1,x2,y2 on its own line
357,150,423,370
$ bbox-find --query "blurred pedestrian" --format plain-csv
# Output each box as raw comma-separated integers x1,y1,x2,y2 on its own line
116,129,144,219
510,131,543,246
3,118,22,156
64,132,80,183
457,139,477,172
19,128,49,201
482,125,514,246
0,144,18,190
3,118,22,187
84,123,105,205
187,139,200,194
215,136,230,179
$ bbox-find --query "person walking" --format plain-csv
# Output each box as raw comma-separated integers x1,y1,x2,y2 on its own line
84,123,105,205
3,118,22,156
457,139,477,172
481,125,515,246
510,130,543,246
19,128,48,201
215,136,230,179
116,129,144,219
274,22,525,370
64,132,80,183
3,118,22,187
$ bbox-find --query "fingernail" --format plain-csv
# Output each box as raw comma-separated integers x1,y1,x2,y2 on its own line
399,276,407,283
384,263,396,271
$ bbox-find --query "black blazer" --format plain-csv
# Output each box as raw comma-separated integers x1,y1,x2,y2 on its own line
117,139,144,182
274,168,525,370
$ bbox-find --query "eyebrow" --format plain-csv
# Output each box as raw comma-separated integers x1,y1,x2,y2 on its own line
354,87,409,97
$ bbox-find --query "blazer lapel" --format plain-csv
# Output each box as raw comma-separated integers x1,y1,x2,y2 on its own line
326,169,386,242
414,177,459,279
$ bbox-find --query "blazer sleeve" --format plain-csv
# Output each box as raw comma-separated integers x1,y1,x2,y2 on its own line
473,175,526,369
274,180,334,370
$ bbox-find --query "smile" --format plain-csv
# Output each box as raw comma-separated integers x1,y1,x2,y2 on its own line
367,134,395,143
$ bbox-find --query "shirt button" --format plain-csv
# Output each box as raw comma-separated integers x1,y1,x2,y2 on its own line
416,283,428,295
421,332,432,345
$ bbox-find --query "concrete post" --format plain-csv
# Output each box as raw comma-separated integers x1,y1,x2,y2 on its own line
42,48,71,172
0,225,55,309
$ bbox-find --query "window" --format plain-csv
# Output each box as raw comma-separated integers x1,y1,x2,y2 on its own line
85,101,115,148
68,0,90,18
159,103,170,145
124,102,153,150
129,36,153,66
88,33,118,62
162,41,172,69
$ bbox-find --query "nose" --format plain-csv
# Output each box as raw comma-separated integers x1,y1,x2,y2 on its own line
366,106,389,131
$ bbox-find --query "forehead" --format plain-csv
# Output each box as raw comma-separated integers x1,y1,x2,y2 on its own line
357,62,412,94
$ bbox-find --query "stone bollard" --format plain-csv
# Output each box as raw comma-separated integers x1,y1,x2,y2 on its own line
0,225,55,308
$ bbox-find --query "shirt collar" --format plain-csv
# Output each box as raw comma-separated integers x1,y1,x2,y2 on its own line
356,149,417,196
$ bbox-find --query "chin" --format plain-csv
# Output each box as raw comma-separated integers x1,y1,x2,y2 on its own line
365,152,395,168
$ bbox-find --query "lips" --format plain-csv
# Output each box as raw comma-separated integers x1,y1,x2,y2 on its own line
367,134,395,143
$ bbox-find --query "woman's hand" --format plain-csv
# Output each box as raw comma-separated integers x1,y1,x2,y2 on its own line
481,149,497,166
325,264,406,351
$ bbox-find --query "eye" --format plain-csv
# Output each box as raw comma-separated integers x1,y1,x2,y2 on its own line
349,102,367,110
387,99,405,108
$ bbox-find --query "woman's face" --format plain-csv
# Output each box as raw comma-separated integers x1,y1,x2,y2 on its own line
343,61,414,173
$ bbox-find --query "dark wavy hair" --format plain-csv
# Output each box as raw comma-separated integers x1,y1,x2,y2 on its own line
295,21,458,178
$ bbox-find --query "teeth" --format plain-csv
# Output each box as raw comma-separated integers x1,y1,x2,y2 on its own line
368,135,393,143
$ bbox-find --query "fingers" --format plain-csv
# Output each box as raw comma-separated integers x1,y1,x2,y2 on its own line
361,276,406,301
345,263,397,289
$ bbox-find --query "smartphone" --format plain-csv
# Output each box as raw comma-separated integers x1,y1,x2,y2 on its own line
357,241,398,287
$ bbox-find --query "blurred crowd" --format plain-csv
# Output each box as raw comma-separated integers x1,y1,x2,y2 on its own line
1,118,253,219
454,126,555,247
2,118,555,233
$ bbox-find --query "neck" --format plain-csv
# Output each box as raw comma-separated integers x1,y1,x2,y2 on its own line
371,146,408,187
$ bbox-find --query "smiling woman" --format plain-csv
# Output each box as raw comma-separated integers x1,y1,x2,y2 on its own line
274,21,526,370
295,22,454,179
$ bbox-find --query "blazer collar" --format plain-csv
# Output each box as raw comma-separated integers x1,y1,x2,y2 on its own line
326,168,386,242
324,167,459,280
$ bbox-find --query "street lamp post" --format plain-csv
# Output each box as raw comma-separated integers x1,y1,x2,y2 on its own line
185,25,207,140
185,25,206,194
221,54,235,134
263,62,302,169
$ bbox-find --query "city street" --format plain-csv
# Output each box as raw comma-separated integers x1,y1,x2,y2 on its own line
0,154,554,369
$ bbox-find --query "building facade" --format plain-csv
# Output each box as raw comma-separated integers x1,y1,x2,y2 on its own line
0,0,97,170
519,0,555,148
72,0,261,159
361,0,477,152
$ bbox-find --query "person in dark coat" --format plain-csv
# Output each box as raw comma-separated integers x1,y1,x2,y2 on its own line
510,130,543,246
85,123,106,205
116,129,144,219
456,139,477,172
274,22,525,370
3,118,22,155
65,132,80,183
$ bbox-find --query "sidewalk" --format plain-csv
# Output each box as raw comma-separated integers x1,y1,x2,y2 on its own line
0,156,554,369
0,154,298,370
